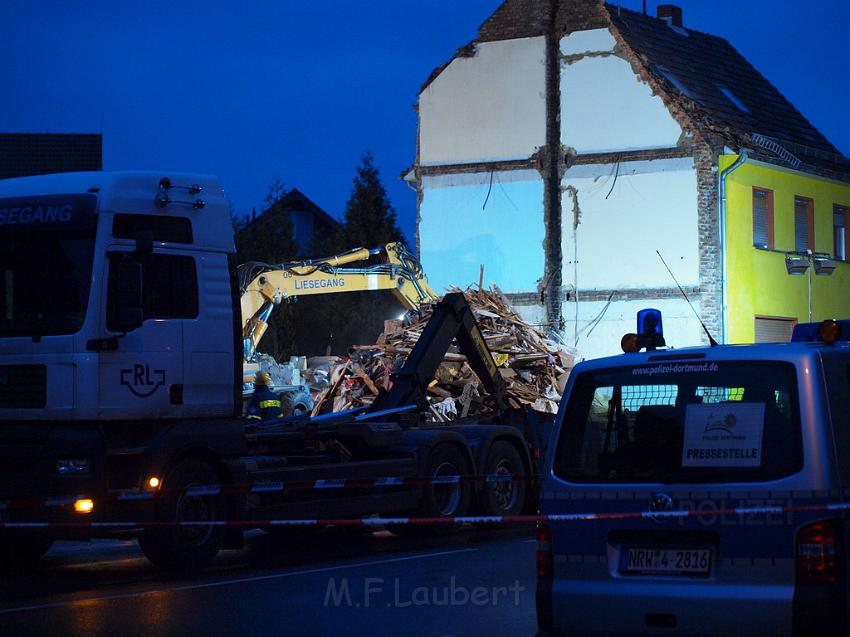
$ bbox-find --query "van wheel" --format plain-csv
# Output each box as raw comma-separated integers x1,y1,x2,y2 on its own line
281,390,311,417
138,459,225,571
0,532,52,571
390,443,471,537
477,441,526,519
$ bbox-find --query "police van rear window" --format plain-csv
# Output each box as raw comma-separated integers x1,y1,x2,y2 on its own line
112,214,193,244
554,361,802,483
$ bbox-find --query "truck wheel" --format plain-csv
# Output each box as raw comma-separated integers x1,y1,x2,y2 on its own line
0,532,52,571
280,390,311,417
138,459,225,571
477,441,526,519
391,443,471,537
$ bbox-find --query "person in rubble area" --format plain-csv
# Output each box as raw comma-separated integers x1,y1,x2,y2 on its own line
246,371,283,422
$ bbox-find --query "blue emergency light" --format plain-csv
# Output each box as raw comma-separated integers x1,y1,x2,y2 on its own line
621,309,666,352
637,308,663,337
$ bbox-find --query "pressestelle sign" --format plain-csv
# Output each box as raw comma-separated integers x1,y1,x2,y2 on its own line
681,402,765,467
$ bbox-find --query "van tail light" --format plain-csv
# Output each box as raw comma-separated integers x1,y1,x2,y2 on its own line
793,519,846,635
796,518,844,584
536,522,553,579
536,522,554,632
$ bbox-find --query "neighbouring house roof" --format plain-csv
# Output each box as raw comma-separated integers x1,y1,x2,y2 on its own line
606,5,850,177
420,0,850,179
0,133,102,180
275,188,339,228
247,187,339,229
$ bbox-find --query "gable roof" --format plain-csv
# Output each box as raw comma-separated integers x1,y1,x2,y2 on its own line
606,5,850,177
0,133,102,180
246,187,339,229
277,188,339,227
421,0,849,178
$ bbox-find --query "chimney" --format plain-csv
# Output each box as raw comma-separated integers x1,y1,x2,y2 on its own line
657,4,683,27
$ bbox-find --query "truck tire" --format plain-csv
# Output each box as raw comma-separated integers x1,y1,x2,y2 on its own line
0,532,52,571
280,390,311,417
138,459,225,571
391,443,471,537
477,441,526,518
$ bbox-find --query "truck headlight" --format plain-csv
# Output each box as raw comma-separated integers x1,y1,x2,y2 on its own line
57,458,91,475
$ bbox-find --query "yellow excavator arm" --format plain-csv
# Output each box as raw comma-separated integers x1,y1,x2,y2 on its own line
238,242,438,360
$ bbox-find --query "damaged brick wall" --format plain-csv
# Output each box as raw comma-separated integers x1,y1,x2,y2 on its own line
476,0,548,42
694,140,723,344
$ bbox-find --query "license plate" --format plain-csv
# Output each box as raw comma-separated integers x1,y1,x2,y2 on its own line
621,547,712,575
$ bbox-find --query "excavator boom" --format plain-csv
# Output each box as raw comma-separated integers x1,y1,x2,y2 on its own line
239,242,437,360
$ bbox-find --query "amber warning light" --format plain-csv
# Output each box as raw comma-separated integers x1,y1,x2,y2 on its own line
73,498,94,514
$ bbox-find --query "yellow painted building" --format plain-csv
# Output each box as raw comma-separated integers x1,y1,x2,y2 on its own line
722,155,850,343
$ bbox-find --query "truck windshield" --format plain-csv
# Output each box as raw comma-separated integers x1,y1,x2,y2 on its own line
0,195,97,337
554,361,802,483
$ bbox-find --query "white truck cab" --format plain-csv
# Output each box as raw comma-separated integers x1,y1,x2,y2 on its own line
0,173,249,570
0,171,240,423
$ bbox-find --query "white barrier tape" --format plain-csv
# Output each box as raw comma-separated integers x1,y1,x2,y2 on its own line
117,492,155,501
251,482,285,493
44,497,80,507
4,498,848,529
314,479,347,489
373,477,405,486
185,486,222,497
0,473,539,511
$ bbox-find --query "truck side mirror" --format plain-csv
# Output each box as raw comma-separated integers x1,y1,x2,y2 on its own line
113,260,144,332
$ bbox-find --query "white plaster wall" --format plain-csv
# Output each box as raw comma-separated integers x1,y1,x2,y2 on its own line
561,157,699,293
563,298,706,362
560,28,616,56
515,304,549,332
419,170,544,294
560,54,682,153
419,37,546,166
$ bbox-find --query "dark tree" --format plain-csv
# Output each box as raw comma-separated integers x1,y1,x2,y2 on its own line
338,152,404,250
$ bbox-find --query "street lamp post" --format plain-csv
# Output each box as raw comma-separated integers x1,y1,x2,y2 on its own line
784,250,836,321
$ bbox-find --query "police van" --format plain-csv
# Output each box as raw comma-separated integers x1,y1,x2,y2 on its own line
537,311,850,637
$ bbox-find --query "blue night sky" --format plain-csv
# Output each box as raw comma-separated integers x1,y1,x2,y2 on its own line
2,1,848,246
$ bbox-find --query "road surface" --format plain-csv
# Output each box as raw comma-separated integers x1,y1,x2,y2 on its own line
0,527,538,636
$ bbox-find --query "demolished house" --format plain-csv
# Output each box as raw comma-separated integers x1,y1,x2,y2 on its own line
408,0,850,359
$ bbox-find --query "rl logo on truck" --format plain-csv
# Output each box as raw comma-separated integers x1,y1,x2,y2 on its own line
120,364,165,398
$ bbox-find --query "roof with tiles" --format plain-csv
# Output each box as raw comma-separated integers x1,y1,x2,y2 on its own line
607,5,849,176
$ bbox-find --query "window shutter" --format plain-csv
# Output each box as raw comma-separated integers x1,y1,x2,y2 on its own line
754,317,796,343
753,190,769,248
795,199,809,252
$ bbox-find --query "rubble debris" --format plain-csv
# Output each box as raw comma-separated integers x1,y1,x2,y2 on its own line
307,286,576,419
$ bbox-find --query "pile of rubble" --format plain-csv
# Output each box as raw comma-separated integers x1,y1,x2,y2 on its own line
306,287,575,420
